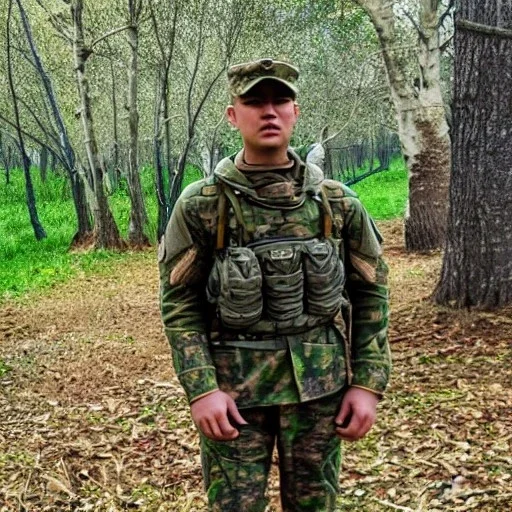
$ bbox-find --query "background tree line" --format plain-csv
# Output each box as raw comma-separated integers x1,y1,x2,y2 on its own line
0,0,453,246
2,0,510,308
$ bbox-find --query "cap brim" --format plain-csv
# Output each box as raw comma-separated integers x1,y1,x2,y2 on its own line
238,76,298,97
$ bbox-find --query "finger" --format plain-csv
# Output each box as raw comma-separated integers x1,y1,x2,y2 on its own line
357,416,375,438
334,403,350,427
335,415,363,441
227,400,248,426
199,418,213,439
205,417,225,441
216,412,239,439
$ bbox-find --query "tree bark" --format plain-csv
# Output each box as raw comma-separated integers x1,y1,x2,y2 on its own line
109,56,120,176
126,1,149,247
355,0,451,251
71,0,123,250
435,1,512,308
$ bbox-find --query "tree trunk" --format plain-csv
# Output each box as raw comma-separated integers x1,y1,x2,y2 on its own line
0,133,11,185
109,58,120,174
7,0,46,241
148,0,179,238
435,1,512,308
16,0,91,242
153,74,169,240
39,145,48,182
71,0,123,250
126,11,149,247
355,0,451,251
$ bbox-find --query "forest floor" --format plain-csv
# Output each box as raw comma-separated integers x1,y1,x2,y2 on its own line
1,219,511,512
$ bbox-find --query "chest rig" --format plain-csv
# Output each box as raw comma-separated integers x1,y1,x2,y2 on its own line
205,173,348,337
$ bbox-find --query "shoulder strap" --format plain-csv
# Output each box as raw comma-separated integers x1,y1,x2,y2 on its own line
215,181,251,249
319,185,334,238
215,177,348,248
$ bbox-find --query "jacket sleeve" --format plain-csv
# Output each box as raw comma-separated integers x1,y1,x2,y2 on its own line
342,196,391,396
158,185,219,403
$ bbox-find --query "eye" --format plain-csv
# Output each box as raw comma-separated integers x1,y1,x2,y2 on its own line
242,98,261,106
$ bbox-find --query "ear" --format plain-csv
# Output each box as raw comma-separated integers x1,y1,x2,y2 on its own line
294,102,300,119
226,105,237,128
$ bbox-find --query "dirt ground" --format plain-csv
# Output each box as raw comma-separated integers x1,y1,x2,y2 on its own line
1,220,511,512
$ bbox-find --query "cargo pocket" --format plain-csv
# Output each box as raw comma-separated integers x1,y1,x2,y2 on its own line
258,244,304,322
207,247,263,329
304,239,345,317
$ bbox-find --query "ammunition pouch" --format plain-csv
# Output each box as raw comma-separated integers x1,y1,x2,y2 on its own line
207,237,345,332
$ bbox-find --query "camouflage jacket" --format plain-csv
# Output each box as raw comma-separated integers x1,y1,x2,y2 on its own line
159,152,391,409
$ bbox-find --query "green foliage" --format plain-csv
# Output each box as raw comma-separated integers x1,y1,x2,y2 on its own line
0,167,162,301
182,164,203,189
350,156,408,220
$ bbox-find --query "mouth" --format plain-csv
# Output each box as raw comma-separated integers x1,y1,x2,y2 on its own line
260,123,280,133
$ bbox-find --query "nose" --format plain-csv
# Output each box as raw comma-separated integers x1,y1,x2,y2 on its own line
261,100,277,117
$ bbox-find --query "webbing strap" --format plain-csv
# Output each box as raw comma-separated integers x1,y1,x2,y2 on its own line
216,180,336,250
216,183,251,249
210,338,288,351
216,192,227,250
320,185,333,238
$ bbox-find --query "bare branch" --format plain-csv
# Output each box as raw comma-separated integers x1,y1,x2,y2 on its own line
91,24,133,48
456,18,512,39
402,9,427,43
440,34,453,52
0,113,67,169
437,0,455,30
34,0,73,43
17,96,61,149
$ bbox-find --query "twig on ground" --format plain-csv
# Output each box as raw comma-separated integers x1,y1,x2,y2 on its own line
372,497,415,511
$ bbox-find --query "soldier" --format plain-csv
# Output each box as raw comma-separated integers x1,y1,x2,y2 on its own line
159,58,391,512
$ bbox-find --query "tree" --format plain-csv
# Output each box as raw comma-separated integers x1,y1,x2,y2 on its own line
353,0,453,251
16,0,91,244
435,1,512,308
169,0,250,211
147,0,181,238
125,0,150,247
70,0,124,249
6,0,46,241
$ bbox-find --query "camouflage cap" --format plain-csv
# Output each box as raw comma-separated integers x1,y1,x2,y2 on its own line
227,58,299,97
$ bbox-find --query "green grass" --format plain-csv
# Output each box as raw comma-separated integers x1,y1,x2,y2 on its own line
349,156,408,220
0,158,407,300
0,165,199,301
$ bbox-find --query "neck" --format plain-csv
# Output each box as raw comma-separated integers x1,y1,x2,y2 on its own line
242,147,290,167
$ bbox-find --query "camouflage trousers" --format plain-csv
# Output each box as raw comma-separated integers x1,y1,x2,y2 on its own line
200,390,343,512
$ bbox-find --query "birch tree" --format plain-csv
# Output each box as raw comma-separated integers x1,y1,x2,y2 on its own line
5,0,46,240
353,0,453,251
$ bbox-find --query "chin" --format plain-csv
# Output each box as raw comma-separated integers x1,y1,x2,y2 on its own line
257,140,287,150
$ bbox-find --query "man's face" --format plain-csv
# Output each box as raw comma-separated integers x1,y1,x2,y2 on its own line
226,80,299,157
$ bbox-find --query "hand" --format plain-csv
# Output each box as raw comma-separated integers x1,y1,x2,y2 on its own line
190,390,248,441
334,387,379,442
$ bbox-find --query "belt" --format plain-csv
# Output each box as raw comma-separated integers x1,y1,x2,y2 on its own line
210,338,288,350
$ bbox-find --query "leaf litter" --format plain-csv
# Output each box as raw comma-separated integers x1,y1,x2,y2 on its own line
0,220,511,511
